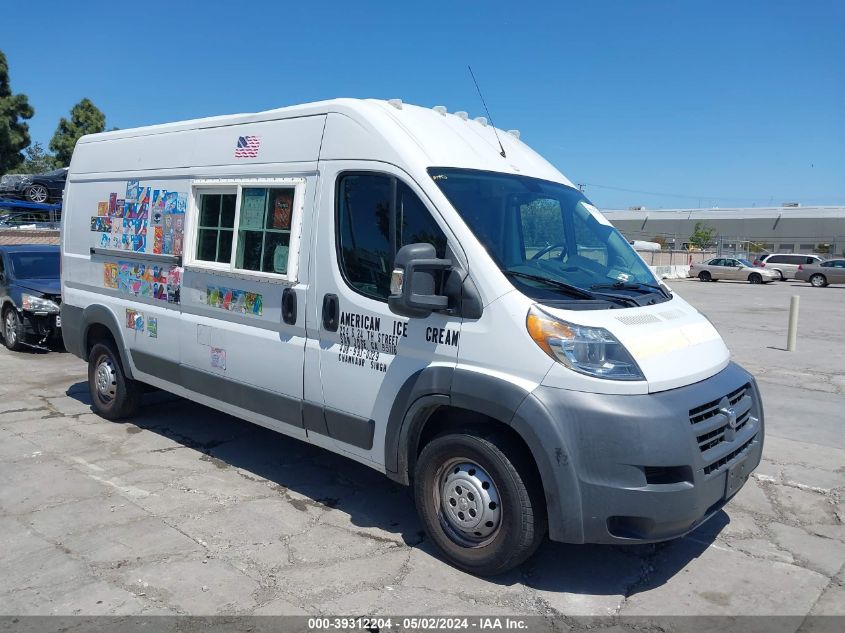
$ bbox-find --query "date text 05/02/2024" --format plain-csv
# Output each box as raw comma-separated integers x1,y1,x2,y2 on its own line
307,616,529,630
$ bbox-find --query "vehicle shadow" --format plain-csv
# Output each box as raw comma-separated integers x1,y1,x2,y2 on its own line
65,382,723,596
0,337,67,354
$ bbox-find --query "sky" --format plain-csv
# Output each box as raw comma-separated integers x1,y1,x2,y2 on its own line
3,0,843,210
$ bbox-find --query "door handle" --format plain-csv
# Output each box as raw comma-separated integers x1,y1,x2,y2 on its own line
322,293,339,332
282,288,297,325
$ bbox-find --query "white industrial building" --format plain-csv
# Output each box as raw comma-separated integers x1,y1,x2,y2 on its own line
602,205,845,257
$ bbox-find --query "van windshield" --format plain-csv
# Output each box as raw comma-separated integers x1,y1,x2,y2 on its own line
428,168,664,304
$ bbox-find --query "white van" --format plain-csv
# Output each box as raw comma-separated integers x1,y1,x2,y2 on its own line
61,99,763,575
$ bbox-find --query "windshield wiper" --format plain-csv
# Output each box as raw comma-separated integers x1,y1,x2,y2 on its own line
591,281,671,299
502,270,616,299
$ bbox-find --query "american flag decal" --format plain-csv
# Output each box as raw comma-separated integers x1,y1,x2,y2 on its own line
234,135,261,158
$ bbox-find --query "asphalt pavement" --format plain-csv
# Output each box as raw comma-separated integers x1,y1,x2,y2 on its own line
0,276,842,624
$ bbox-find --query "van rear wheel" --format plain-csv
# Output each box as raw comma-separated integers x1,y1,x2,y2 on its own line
414,431,546,576
88,341,142,420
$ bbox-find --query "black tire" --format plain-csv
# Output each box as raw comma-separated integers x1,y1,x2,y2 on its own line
776,270,785,281
810,274,828,288
2,307,25,351
88,341,142,420
748,273,762,284
414,431,546,576
698,271,712,282
24,183,49,203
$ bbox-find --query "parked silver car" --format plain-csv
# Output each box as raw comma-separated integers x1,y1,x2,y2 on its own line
753,253,824,280
795,259,845,287
689,257,778,284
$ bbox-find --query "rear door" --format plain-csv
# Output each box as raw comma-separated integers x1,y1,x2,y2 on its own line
309,163,461,465
708,258,729,279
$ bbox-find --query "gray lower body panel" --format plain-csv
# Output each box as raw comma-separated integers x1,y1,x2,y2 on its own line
59,303,85,358
131,350,374,450
524,362,764,544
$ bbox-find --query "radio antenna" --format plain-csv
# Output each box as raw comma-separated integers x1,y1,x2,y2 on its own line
468,65,506,158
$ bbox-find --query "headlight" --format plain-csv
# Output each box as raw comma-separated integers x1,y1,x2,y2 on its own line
21,294,60,314
526,305,644,381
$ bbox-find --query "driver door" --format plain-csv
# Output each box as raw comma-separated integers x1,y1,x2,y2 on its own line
310,164,462,465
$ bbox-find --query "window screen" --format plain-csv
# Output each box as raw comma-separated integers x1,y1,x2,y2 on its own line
196,193,236,263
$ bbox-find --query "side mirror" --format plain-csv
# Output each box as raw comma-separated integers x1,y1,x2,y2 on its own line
388,243,451,318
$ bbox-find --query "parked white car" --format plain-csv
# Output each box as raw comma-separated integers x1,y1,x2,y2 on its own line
753,253,824,280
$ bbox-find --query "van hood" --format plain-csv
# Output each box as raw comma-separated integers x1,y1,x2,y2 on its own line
541,294,730,393
15,278,61,296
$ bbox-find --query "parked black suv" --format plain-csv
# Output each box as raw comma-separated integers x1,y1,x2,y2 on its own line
0,245,62,350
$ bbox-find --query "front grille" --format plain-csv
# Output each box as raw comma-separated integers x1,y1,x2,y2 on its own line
689,382,757,474
689,383,749,425
703,436,755,475
696,409,751,451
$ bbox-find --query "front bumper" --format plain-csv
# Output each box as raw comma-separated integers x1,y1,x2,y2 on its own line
525,362,763,544
21,310,62,343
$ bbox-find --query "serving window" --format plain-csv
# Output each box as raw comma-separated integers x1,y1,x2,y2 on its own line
236,188,294,274
187,179,304,281
197,192,237,264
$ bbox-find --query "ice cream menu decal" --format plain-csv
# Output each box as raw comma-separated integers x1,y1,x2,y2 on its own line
90,180,185,255
93,180,184,304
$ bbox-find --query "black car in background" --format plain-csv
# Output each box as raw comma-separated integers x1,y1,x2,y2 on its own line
0,245,62,351
0,168,67,203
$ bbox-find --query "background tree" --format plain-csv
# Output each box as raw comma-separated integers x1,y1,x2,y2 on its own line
0,50,34,174
49,98,106,166
8,141,56,174
688,221,716,249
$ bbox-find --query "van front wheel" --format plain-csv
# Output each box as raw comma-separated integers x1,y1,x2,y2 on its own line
414,431,546,576
88,341,142,420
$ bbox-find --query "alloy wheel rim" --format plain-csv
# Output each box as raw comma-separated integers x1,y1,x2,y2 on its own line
435,459,502,547
30,185,48,203
5,313,16,345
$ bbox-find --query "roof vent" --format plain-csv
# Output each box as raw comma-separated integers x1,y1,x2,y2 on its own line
455,111,468,121
474,116,488,126
433,105,447,115
388,99,403,110
782,202,800,208
507,129,520,139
